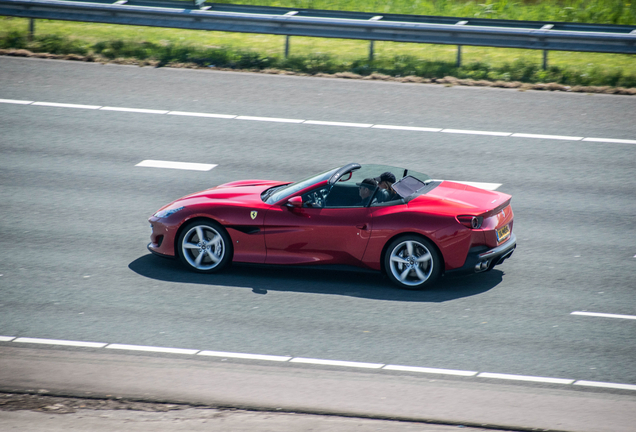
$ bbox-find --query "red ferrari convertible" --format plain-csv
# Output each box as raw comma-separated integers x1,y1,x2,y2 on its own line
148,163,516,289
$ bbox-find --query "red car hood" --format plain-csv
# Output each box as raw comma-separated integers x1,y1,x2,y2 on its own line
182,180,286,203
411,181,511,215
154,180,287,214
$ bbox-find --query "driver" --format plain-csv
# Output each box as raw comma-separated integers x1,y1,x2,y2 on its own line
356,178,378,206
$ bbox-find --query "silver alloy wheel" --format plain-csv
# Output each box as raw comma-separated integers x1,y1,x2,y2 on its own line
181,225,226,271
388,239,433,287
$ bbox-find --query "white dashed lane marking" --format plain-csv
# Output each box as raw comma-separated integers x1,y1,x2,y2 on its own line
442,129,512,137
571,311,636,320
290,357,384,368
32,101,101,110
304,120,373,128
168,111,236,119
134,160,502,190
3,98,634,145
511,133,583,141
0,98,33,105
2,336,635,391
198,351,292,362
135,160,217,171
13,337,107,348
106,344,199,355
574,381,636,391
236,115,304,123
477,372,575,385
583,137,636,144
383,365,477,376
445,181,502,191
372,125,442,132
101,106,169,114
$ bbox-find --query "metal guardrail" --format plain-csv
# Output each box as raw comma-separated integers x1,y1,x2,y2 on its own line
1,0,635,67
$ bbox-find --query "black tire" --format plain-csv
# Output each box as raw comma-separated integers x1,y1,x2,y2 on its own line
176,220,233,273
384,235,441,289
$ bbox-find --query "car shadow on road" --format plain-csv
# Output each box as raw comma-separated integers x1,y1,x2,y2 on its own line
128,254,504,302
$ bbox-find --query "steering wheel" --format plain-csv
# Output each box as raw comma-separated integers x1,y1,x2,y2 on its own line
312,191,324,208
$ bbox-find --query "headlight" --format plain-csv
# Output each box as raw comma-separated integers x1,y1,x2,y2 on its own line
154,206,185,218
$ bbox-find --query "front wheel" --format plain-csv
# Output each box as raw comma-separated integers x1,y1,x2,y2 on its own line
177,220,232,273
384,235,441,289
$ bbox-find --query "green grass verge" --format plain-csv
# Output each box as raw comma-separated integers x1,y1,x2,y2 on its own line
144,0,636,25
1,16,635,89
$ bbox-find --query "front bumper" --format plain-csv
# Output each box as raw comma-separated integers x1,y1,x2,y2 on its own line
147,242,176,259
446,233,516,276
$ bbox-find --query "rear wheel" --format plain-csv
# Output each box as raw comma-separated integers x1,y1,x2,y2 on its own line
384,235,441,289
177,220,232,273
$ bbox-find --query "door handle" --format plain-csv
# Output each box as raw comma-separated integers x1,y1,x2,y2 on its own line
356,223,368,230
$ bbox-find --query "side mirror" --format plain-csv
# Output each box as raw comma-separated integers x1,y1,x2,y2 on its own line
286,196,303,208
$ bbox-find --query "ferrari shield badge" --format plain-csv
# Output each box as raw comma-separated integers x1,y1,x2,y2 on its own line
250,211,258,220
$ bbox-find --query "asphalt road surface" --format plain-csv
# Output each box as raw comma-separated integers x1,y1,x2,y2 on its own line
1,56,635,430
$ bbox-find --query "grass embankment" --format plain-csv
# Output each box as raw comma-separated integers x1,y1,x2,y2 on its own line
1,0,635,93
212,0,636,24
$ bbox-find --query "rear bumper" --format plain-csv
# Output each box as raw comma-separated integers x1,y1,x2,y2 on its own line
446,233,516,276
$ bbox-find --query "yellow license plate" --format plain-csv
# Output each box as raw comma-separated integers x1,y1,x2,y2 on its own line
496,225,510,242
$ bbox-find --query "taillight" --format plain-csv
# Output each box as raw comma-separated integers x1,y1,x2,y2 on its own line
457,215,483,229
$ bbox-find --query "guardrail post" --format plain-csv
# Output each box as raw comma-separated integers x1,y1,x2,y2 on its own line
454,21,468,68
28,18,35,41
283,11,298,58
368,16,382,62
540,25,553,70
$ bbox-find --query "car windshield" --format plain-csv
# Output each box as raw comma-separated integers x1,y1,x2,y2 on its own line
263,164,431,205
263,167,339,204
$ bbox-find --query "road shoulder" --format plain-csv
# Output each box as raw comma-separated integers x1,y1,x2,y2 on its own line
1,346,633,432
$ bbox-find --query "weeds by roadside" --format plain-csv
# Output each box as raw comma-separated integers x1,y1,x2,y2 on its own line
1,29,635,93
212,0,636,25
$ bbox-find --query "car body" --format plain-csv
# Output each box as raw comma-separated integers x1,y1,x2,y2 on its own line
148,163,516,289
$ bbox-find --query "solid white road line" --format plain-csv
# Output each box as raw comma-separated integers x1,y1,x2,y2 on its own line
583,137,636,145
304,120,373,128
574,381,636,391
477,372,574,385
3,336,635,391
13,337,107,348
1,98,634,145
168,111,237,119
135,160,217,171
0,98,33,104
236,115,304,123
383,365,478,376
442,129,512,137
100,106,169,114
571,311,636,320
511,133,583,141
198,350,291,362
32,102,101,110
106,344,199,355
290,357,384,369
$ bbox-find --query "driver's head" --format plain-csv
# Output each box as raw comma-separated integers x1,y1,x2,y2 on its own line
375,172,397,190
357,178,377,199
